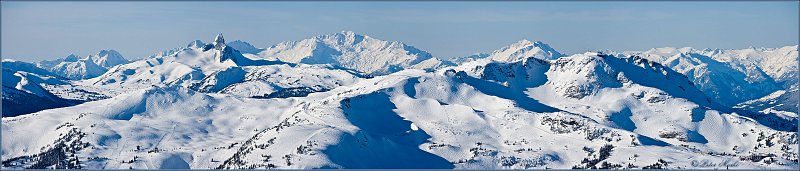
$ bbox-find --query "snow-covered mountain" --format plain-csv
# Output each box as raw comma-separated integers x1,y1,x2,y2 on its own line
488,40,563,62
258,31,443,75
188,64,367,98
36,50,131,80
1,32,797,169
36,54,108,80
446,53,490,65
227,40,263,54
80,34,359,99
445,40,563,66
92,50,129,68
3,51,797,169
622,46,798,113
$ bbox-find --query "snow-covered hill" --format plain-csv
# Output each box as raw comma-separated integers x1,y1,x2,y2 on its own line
1,32,797,169
3,52,796,169
258,31,443,75
189,64,366,98
735,86,799,120
2,60,79,117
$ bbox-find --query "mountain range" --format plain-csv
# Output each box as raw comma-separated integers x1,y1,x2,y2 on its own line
1,31,797,169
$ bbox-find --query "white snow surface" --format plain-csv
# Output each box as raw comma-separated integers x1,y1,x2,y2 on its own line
1,33,798,169
3,52,797,169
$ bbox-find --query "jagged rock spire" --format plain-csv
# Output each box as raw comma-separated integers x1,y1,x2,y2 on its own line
211,33,227,52
214,33,226,50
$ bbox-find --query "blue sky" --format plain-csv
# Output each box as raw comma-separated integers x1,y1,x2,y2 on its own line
2,1,797,62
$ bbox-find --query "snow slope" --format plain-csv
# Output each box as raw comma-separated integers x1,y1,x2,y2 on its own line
2,60,79,117
189,64,366,98
3,54,796,169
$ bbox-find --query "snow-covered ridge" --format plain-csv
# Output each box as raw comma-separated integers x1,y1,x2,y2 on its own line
622,45,798,111
34,50,131,80
489,39,563,62
259,31,442,75
445,39,563,66
227,40,263,54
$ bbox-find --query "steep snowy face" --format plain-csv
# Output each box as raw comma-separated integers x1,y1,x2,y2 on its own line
92,50,129,68
545,53,623,99
259,31,440,75
489,40,563,62
453,56,551,90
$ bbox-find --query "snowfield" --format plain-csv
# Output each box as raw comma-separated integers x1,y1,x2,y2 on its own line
2,32,798,169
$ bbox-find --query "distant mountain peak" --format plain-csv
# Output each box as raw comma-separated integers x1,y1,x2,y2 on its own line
260,31,437,75
214,33,226,49
188,40,205,48
335,30,361,38
489,39,563,62
227,40,262,54
92,49,129,68
97,49,119,56
64,54,80,62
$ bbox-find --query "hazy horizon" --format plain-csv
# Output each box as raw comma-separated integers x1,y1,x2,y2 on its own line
2,1,797,62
